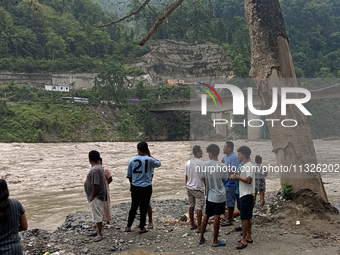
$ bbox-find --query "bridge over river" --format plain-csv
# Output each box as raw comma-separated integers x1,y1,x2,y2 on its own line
150,83,340,140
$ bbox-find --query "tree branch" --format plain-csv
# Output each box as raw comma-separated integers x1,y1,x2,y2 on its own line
147,3,158,17
94,0,151,28
143,19,187,30
139,0,184,46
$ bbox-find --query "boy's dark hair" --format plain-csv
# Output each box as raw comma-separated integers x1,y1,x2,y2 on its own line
89,150,100,162
193,145,201,156
237,146,251,159
255,155,262,164
206,144,220,157
99,157,103,164
225,141,234,151
137,141,148,153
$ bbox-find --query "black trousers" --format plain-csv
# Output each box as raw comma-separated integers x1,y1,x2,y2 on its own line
127,185,152,230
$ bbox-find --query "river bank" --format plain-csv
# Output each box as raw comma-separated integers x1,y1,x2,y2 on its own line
2,140,340,231
20,192,340,255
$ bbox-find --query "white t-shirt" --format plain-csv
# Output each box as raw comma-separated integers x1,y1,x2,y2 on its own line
185,158,204,192
239,162,255,198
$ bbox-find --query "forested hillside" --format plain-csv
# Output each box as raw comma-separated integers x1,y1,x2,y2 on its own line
0,0,339,78
0,0,150,72
131,0,340,78
0,0,339,142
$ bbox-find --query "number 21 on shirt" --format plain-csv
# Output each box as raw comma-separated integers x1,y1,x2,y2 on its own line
133,159,149,173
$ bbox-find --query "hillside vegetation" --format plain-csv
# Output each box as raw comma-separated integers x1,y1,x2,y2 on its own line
0,0,339,77
0,80,191,142
0,0,339,141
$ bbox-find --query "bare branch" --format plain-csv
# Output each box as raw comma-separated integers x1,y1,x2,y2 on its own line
147,3,158,17
143,19,188,30
139,0,184,46
94,0,151,28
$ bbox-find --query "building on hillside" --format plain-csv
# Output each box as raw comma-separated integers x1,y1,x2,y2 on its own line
167,79,185,85
127,99,140,104
45,84,71,92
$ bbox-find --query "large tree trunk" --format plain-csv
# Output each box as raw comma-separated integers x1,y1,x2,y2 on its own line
244,0,327,201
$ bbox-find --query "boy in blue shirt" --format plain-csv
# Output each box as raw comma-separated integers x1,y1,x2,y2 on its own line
125,141,161,234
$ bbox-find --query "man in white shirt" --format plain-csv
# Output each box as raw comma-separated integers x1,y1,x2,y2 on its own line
230,146,255,250
198,144,229,247
185,145,205,233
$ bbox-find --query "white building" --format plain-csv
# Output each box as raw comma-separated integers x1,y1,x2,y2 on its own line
45,84,71,92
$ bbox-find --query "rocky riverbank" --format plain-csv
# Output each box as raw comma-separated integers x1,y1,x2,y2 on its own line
21,193,340,255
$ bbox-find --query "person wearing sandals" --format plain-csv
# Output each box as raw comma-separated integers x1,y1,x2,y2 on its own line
230,146,255,250
125,142,161,234
136,202,153,229
221,141,239,227
84,150,107,242
185,145,205,233
254,155,267,208
198,144,229,247
234,161,244,232
147,170,154,229
99,157,112,229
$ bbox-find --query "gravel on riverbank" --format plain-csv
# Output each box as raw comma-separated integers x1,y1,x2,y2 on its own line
21,193,340,255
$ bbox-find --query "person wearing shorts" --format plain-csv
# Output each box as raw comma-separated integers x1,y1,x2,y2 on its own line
221,141,239,226
230,146,255,250
198,144,229,247
84,150,107,242
185,145,205,233
254,155,267,208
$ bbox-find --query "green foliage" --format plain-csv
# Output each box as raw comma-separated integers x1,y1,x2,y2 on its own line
279,183,293,200
1,0,340,78
0,103,82,142
124,65,146,76
0,98,13,117
0,100,121,142
0,0,151,72
132,0,340,78
168,112,190,140
136,81,146,99
94,57,129,104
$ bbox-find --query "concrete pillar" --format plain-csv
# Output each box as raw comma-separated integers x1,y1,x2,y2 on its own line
212,112,228,138
247,106,262,140
226,110,235,139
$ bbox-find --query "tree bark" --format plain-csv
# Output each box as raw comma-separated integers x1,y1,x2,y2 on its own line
244,0,327,201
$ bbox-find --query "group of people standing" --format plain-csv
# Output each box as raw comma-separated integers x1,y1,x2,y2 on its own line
185,141,267,250
84,141,160,242
0,140,266,254
84,140,267,249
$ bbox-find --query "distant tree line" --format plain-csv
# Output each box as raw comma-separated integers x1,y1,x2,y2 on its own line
0,0,151,72
0,0,339,78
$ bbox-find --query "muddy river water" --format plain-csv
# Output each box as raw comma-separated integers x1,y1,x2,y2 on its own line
1,140,339,230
